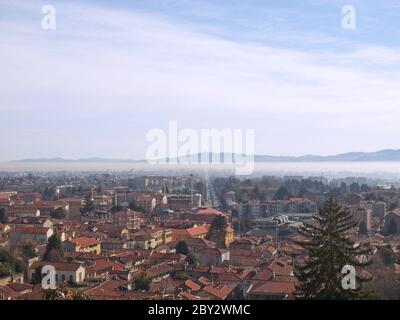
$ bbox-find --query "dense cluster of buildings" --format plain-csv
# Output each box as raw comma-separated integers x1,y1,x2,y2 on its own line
0,175,298,300
238,198,317,220
1,173,400,300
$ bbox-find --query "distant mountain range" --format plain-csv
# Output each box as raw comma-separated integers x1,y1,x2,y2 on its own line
11,157,144,163
253,149,400,162
11,149,400,163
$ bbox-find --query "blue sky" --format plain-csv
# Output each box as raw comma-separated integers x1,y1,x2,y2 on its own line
0,0,400,160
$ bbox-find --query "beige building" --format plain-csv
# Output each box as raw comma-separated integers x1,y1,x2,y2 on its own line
28,262,86,286
64,237,101,254
11,217,53,229
9,226,53,245
132,227,172,249
6,205,40,218
112,209,141,231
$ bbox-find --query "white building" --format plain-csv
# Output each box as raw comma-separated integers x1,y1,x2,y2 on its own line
28,262,86,286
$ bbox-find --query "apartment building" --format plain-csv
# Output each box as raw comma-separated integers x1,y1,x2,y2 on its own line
64,237,101,255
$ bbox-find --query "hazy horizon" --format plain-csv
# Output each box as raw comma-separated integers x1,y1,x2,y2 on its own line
2,161,400,181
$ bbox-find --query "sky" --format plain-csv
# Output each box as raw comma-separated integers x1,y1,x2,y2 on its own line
0,0,400,160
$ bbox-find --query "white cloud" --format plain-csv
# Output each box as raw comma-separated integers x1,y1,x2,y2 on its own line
0,0,400,159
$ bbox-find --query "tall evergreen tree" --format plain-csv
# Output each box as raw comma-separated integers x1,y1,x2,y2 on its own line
44,234,64,261
294,198,373,300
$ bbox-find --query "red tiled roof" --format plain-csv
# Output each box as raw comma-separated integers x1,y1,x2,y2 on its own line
267,258,294,276
64,252,106,261
29,261,82,272
196,207,225,216
201,284,235,300
230,248,258,257
184,280,201,292
6,205,39,214
84,280,126,300
0,285,19,299
10,217,50,225
216,271,244,282
249,280,295,295
66,237,100,247
187,226,209,237
86,260,116,274
248,266,273,281
11,226,49,235
6,283,33,293
199,247,228,255
198,276,212,287
145,264,173,278
172,229,190,237
150,252,183,261
186,237,215,248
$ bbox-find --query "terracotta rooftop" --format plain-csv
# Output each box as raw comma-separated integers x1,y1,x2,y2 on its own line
184,279,201,292
187,226,209,236
11,226,49,235
267,258,294,276
196,207,226,216
248,280,295,295
29,261,83,272
66,237,100,247
145,264,173,278
201,284,235,300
